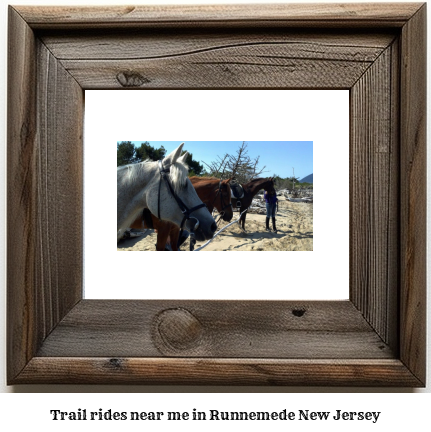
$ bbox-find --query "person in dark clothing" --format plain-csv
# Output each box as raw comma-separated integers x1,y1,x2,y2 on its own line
264,189,278,232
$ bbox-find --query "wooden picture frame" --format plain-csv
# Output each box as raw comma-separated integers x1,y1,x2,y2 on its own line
7,3,426,386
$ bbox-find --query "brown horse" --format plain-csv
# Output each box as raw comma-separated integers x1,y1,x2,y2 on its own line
130,177,233,250
231,177,276,232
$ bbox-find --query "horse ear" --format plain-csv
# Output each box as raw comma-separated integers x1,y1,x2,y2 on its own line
226,177,233,183
165,143,184,164
178,151,189,163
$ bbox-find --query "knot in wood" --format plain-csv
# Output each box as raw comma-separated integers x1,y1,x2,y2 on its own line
155,308,203,351
108,358,123,369
116,71,150,87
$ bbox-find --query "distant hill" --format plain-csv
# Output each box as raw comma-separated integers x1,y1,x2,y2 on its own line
299,174,313,183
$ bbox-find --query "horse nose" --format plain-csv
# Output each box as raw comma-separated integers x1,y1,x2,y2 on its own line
210,222,217,233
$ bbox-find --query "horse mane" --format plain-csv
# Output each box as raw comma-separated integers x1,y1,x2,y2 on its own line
117,157,189,192
242,177,275,194
189,176,220,182
248,177,271,183
169,157,189,193
241,177,271,188
117,160,152,185
189,176,233,185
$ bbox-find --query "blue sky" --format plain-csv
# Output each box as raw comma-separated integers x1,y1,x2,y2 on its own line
130,141,313,180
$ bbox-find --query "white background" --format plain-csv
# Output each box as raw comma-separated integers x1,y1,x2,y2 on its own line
0,0,430,425
85,90,349,300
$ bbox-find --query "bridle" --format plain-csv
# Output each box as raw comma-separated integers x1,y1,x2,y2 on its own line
211,180,233,224
157,159,206,248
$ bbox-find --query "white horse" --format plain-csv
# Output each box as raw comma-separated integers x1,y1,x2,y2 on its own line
117,143,216,242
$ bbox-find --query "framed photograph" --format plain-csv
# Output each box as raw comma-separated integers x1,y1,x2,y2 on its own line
86,90,349,301
7,3,426,386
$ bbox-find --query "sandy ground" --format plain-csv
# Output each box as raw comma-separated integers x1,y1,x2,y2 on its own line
117,197,313,251
117,196,313,252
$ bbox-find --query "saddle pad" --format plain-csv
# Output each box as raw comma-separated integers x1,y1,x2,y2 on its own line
230,183,244,199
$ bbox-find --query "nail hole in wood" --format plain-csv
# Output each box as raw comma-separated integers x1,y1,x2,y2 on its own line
292,309,306,317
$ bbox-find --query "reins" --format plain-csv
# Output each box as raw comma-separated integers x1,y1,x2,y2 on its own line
194,208,249,251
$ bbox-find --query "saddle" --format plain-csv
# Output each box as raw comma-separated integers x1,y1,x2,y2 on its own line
230,182,244,199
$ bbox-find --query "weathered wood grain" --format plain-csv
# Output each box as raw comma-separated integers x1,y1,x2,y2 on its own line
399,3,427,385
41,31,395,89
41,31,395,60
60,47,385,89
7,3,426,386
36,300,394,359
16,3,423,29
7,6,83,382
60,57,370,89
35,40,84,334
15,358,423,386
7,6,38,382
350,44,399,347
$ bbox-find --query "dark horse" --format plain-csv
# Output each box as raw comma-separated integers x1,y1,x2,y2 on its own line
130,177,233,250
231,177,276,232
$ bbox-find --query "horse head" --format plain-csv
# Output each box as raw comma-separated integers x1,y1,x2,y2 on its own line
266,176,277,194
151,144,217,241
218,177,234,222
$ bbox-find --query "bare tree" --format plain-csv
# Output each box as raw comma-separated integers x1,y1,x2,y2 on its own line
205,142,266,183
202,153,229,178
